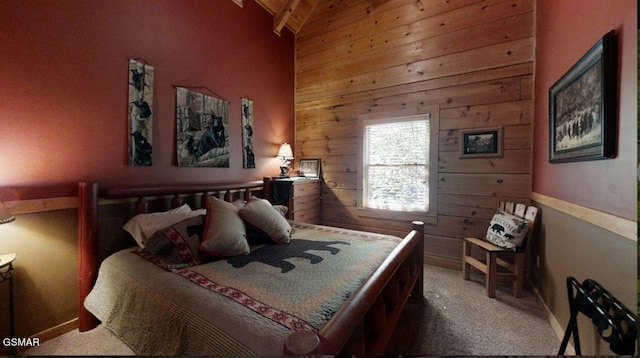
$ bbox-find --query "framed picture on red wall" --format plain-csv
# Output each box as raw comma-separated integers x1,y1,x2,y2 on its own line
548,30,617,163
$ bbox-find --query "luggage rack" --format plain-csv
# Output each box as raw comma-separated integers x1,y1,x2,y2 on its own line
558,276,637,355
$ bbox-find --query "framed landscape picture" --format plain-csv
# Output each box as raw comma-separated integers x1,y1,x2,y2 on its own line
459,127,503,159
549,30,617,163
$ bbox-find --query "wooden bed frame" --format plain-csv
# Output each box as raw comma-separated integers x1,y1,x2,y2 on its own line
77,179,424,355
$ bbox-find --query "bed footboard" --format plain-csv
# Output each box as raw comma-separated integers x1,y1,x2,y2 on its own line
284,221,425,355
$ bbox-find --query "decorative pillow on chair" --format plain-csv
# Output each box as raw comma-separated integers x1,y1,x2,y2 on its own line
123,204,206,248
143,215,206,270
485,210,529,251
200,197,250,256
239,198,292,244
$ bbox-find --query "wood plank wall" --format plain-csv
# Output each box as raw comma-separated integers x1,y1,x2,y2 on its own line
295,0,535,268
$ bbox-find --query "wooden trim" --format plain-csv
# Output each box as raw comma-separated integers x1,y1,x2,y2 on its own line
12,318,79,354
274,0,301,35
531,192,636,242
1,181,265,215
31,318,78,344
425,255,460,271
4,196,77,215
356,207,437,225
532,287,575,355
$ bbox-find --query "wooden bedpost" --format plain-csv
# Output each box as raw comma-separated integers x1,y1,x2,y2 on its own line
411,221,425,299
78,182,100,331
284,331,321,355
263,176,274,202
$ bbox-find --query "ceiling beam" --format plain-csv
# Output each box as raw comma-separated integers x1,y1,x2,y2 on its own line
273,0,301,35
297,0,320,33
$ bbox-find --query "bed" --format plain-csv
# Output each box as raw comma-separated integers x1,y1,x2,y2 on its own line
77,179,424,355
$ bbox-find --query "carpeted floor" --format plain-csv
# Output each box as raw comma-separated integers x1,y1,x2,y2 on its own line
21,264,561,356
386,265,561,355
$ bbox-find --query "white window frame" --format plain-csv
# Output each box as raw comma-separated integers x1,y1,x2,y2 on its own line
357,111,438,220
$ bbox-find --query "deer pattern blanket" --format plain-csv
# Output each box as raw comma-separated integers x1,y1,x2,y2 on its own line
84,221,401,355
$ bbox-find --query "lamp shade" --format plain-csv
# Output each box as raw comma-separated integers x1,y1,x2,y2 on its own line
277,143,294,159
0,201,14,225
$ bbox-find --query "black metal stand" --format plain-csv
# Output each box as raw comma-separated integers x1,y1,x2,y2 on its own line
0,261,14,356
558,276,637,355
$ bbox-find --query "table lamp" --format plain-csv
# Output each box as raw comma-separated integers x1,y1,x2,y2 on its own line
0,200,15,264
277,143,294,177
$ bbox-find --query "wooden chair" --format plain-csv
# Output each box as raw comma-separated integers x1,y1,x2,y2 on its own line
462,201,538,298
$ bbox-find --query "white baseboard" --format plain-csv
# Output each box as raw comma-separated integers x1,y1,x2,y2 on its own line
533,287,574,355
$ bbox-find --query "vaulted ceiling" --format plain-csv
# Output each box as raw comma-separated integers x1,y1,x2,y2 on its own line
253,0,320,35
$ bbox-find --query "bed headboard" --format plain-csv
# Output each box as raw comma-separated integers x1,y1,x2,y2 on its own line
77,179,266,331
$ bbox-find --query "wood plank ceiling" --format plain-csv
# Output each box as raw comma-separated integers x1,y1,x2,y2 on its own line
253,0,320,35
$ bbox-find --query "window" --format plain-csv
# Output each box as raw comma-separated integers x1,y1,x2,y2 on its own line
361,114,431,212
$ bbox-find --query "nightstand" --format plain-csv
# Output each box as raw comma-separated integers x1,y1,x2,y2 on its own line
0,253,15,355
267,178,322,224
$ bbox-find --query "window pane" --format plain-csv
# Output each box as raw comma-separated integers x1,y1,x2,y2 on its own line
366,165,428,211
366,120,429,165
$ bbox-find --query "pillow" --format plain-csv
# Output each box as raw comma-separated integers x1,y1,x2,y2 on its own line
485,210,529,251
272,205,288,218
239,198,292,244
168,203,193,214
199,197,250,256
232,198,288,218
123,204,206,248
231,198,290,243
143,215,206,270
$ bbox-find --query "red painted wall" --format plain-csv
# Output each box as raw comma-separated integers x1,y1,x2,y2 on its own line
0,0,294,188
533,0,637,219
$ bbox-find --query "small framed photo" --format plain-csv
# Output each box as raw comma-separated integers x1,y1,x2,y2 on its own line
549,30,617,163
298,159,321,178
459,127,503,159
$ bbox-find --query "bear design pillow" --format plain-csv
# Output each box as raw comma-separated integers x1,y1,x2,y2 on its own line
485,210,529,251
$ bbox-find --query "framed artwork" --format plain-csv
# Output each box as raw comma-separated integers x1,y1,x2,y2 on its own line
459,127,503,159
241,97,255,168
549,30,617,163
175,87,230,167
299,159,321,178
127,59,154,166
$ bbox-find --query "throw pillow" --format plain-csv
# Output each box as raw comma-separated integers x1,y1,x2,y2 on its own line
231,198,289,244
239,198,292,244
485,210,529,251
200,197,250,256
143,215,206,270
123,204,206,248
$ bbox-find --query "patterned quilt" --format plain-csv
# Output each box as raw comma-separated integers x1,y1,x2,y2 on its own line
84,221,401,355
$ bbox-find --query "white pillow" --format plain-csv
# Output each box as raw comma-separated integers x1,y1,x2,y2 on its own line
123,204,206,248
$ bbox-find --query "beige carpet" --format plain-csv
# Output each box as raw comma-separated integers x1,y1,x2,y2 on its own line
386,265,561,355
21,265,561,356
